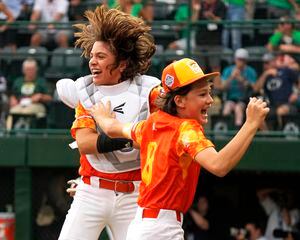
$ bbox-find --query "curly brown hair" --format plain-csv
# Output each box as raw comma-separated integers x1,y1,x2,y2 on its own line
73,5,156,81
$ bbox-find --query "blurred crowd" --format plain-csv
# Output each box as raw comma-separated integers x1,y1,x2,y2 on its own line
1,0,300,131
183,176,300,240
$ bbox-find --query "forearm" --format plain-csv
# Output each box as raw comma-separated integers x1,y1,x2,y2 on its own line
76,129,98,154
253,74,267,92
214,121,257,176
4,9,14,22
9,96,19,107
190,211,209,230
281,45,300,53
197,98,268,177
266,43,275,51
222,78,232,89
77,128,135,154
40,94,52,103
101,120,129,139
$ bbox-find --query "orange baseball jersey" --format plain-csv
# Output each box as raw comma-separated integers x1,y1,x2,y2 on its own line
70,85,161,181
131,110,214,213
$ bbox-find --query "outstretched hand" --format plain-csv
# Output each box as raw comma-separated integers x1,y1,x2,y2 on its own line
245,97,270,129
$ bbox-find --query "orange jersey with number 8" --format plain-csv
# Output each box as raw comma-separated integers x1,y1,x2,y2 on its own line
131,110,214,213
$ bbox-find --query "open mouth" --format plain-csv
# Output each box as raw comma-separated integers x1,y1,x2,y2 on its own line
91,69,101,77
201,109,208,115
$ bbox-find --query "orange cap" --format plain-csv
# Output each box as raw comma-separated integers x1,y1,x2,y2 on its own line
161,58,219,93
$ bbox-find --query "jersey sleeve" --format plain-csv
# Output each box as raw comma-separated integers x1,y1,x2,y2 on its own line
130,120,146,145
177,120,214,159
149,85,162,113
70,103,96,139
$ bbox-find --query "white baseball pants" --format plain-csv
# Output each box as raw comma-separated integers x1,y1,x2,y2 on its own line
58,180,140,240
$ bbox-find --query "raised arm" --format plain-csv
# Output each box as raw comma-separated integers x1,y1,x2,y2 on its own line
195,97,269,177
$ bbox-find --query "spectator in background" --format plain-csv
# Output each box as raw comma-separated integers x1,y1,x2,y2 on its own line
0,0,15,52
0,71,8,128
221,48,257,128
6,58,52,129
267,0,300,19
107,0,144,18
245,221,268,240
1,0,33,51
253,53,299,130
256,188,300,240
231,220,267,240
191,0,227,120
139,0,154,22
104,0,154,22
289,79,300,113
184,195,214,240
222,0,246,51
28,0,71,50
68,0,87,21
167,0,200,51
293,6,300,30
275,53,300,71
267,16,300,62
194,0,226,74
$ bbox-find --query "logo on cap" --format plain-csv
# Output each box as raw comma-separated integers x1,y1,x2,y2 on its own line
165,74,174,88
188,61,202,74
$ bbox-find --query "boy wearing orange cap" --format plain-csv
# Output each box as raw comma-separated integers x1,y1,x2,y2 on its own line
90,58,270,240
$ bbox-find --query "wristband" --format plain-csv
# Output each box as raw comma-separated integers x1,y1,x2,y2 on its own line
96,132,133,153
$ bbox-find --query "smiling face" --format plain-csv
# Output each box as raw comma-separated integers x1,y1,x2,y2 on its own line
89,41,126,86
23,60,38,82
175,80,213,125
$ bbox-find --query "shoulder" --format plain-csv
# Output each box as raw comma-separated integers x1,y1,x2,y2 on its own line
293,30,300,38
222,65,234,73
177,120,208,146
179,119,203,133
13,77,23,86
134,75,161,93
75,75,93,85
246,65,257,73
37,77,46,83
74,75,93,92
135,75,161,86
281,67,296,74
270,31,282,39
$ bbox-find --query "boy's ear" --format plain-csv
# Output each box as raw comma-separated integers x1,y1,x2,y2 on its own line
174,95,186,108
119,60,127,73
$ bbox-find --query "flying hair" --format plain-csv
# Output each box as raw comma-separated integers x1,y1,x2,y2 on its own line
73,6,156,81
